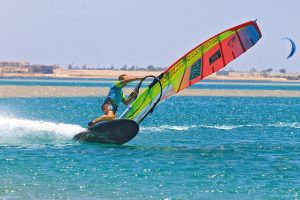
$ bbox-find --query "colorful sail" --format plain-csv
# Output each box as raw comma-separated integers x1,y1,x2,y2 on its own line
120,20,262,123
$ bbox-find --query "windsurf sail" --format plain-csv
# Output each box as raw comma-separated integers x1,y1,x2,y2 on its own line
120,20,262,123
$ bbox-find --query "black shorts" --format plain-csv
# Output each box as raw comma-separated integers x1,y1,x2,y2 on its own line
102,97,118,113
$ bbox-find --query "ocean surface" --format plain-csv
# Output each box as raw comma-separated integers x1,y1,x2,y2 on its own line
1,77,300,90
1,79,300,199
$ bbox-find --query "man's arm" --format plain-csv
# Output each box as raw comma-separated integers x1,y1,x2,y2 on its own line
120,77,142,87
123,90,138,105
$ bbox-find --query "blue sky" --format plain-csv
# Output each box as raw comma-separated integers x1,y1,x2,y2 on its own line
0,0,299,72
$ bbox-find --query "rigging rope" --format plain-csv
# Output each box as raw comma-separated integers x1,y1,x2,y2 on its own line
126,75,163,123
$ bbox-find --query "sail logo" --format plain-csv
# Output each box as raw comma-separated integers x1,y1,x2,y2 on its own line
209,49,221,65
189,59,202,80
167,46,202,79
228,36,237,48
202,37,218,52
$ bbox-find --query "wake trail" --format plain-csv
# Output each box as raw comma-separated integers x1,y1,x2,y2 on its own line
140,122,300,133
0,115,85,145
139,124,240,132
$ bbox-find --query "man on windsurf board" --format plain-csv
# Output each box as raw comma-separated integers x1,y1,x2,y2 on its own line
88,74,142,127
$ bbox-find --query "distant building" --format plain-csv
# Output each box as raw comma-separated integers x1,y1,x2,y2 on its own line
0,61,29,67
0,61,59,74
0,61,29,73
216,70,229,76
28,65,57,74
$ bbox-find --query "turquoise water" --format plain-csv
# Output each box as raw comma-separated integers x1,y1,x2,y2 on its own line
1,77,300,90
1,86,300,199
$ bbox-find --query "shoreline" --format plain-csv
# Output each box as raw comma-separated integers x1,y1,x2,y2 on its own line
1,69,300,83
1,86,300,98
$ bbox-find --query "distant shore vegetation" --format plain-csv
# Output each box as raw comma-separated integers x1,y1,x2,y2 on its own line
67,64,164,72
1,61,299,80
216,67,300,80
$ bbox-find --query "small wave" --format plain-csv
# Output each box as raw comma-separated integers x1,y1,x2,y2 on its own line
140,124,242,132
268,122,300,129
200,125,243,130
140,125,196,132
122,122,300,134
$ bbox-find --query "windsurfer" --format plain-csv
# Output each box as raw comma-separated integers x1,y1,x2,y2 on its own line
88,74,142,127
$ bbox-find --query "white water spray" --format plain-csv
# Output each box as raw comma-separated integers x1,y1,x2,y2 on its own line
0,114,85,146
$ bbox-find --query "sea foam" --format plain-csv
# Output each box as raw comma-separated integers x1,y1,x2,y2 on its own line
0,115,85,146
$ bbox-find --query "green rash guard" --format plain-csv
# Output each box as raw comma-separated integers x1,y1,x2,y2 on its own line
107,81,126,106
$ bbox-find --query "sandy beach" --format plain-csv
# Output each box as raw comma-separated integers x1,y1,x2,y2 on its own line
0,69,161,79
1,70,300,98
1,69,300,82
1,85,300,98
